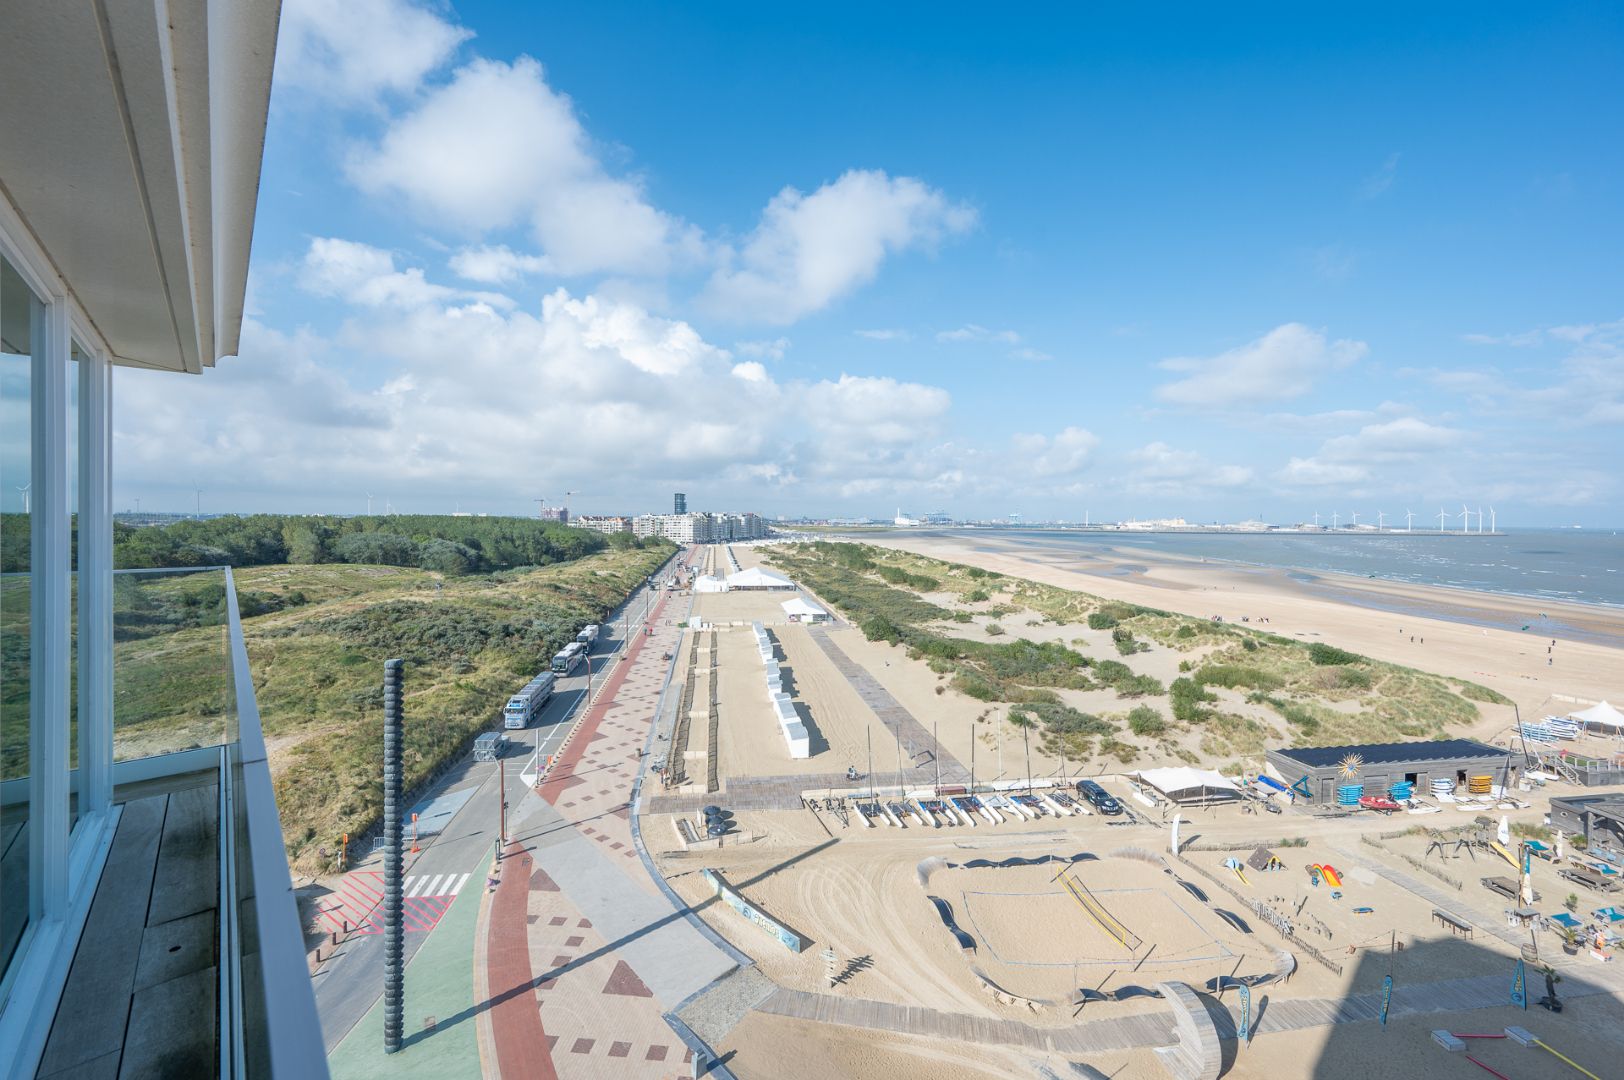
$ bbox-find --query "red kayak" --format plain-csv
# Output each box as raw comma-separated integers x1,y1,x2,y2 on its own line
1359,795,1400,812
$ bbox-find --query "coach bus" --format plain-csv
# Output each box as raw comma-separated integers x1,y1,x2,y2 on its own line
551,641,587,675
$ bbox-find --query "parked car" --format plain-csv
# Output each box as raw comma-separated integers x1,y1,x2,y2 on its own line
1076,779,1124,816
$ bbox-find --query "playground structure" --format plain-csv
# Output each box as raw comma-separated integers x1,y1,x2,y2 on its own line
1307,863,1342,888
1061,869,1144,952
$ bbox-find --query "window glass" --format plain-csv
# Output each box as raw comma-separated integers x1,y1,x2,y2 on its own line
1,251,41,979
67,343,83,826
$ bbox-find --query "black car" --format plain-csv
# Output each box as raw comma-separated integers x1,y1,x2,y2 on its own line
1076,779,1124,815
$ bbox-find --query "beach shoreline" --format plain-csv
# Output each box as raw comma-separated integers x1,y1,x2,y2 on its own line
854,530,1624,723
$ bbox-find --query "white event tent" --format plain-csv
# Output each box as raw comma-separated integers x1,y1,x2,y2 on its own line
1571,700,1624,735
725,567,796,591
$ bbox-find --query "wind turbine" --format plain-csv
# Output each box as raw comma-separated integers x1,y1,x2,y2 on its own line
1489,506,1497,533
366,492,374,516
1377,511,1386,531
193,482,203,519
1405,509,1415,532
1438,507,1448,531
1459,504,1471,534
1312,512,1320,528
1477,505,1484,534
1332,511,1340,530
1351,510,1359,527
15,484,29,514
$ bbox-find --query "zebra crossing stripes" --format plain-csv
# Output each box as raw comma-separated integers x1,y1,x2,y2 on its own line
406,871,471,897
316,870,473,935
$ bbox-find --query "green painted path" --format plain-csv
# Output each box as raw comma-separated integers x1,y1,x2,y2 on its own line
328,876,486,1080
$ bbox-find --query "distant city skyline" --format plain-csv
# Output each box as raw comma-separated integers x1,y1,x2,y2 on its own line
97,1,1623,526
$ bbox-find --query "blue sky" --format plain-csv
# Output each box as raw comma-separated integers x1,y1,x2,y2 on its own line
114,1,1624,524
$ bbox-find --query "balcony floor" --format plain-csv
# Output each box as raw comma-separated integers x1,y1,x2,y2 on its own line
36,773,220,1079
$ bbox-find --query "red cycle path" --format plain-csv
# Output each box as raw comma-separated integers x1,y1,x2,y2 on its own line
485,573,681,1078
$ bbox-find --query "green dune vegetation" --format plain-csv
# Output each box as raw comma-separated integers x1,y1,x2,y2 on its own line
25,514,677,872
764,542,1509,773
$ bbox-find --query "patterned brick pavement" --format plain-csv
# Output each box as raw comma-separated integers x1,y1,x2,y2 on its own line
482,556,716,1080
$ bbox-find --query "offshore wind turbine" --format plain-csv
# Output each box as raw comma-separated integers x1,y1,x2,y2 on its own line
1477,505,1484,534
1351,510,1359,527
1405,509,1415,531
1332,511,1340,529
1377,511,1386,531
1459,503,1471,533
1312,512,1320,528
1438,507,1448,531
1490,506,1497,533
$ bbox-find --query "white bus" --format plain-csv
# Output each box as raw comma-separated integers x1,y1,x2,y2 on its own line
503,672,556,729
576,623,599,648
551,641,587,674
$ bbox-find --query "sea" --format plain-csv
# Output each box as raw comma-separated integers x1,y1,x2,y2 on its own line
919,527,1624,611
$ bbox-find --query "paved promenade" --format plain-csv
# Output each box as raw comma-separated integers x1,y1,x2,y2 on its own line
479,557,738,1078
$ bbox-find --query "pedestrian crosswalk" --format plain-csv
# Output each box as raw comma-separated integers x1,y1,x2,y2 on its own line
405,871,471,898
316,870,474,935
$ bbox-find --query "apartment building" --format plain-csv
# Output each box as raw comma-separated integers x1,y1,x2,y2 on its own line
1,5,324,1077
574,515,634,535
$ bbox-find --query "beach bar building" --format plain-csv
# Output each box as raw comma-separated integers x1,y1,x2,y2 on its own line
1549,794,1624,869
1,5,324,1077
1266,739,1516,806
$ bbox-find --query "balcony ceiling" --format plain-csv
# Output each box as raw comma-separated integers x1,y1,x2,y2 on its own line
0,1,281,373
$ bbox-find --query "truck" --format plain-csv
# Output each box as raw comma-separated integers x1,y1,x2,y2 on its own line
551,641,587,675
503,672,556,729
576,624,599,648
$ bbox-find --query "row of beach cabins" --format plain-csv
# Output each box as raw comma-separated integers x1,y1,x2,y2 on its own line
755,621,811,758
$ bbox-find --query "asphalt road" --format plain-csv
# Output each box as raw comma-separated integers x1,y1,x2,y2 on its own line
313,554,679,1052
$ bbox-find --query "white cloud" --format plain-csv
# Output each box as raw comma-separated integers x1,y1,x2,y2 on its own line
1009,347,1052,363
1275,457,1371,486
1156,323,1367,408
1358,152,1400,200
117,250,973,509
448,245,554,284
734,338,790,360
1274,417,1463,491
855,328,912,341
301,238,512,309
1317,417,1463,462
347,57,702,276
274,0,472,105
1125,442,1254,495
937,324,1020,344
702,170,976,324
1011,427,1099,477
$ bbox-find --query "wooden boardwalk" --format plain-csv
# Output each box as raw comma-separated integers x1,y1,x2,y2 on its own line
807,626,969,784
751,960,1624,1056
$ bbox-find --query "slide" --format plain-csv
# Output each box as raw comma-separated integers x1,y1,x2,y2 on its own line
1319,864,1342,888
1488,841,1520,871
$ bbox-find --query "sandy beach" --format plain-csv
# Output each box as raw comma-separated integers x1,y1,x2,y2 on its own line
861,531,1624,728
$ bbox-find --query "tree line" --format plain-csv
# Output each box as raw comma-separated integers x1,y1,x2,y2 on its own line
106,513,658,574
